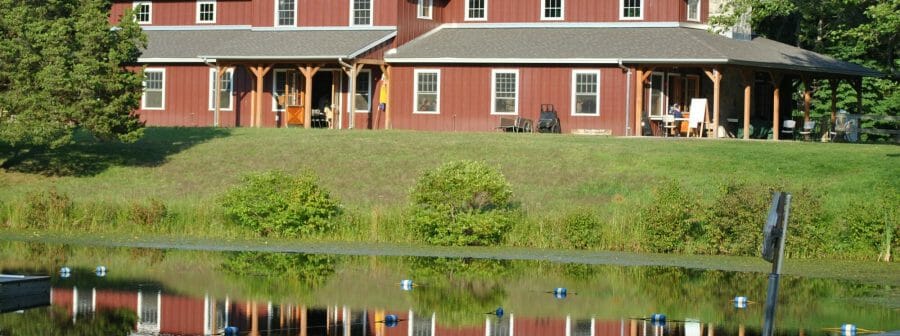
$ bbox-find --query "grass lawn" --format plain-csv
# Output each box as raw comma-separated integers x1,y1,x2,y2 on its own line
0,127,897,255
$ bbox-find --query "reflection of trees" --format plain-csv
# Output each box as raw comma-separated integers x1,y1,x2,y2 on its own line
406,257,511,327
0,306,136,336
221,252,336,296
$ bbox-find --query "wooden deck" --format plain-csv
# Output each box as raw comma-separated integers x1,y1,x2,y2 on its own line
0,274,51,312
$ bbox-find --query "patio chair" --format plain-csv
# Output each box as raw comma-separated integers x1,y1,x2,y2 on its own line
537,104,561,133
780,120,796,140
662,114,677,137
798,120,816,141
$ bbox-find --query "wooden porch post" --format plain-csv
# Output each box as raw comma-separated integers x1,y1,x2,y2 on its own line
245,67,256,128
214,64,224,127
802,75,812,122
248,65,273,127
703,68,723,138
634,68,644,136
739,69,753,140
830,79,839,122
770,72,783,140
380,64,392,130
298,65,321,129
300,305,307,336
854,78,863,114
250,302,259,336
342,63,364,129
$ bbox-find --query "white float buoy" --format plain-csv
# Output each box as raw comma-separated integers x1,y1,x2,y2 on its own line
734,296,748,309
841,324,857,336
553,287,567,299
95,266,107,277
650,313,666,326
400,279,414,291
59,267,71,274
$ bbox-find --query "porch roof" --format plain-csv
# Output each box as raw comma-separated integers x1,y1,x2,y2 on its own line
385,26,880,78
138,29,396,63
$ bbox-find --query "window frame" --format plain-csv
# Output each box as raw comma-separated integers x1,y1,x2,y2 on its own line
465,0,487,21
141,68,165,110
133,1,152,24
274,0,297,27
620,0,643,20
196,1,216,24
354,69,372,113
491,69,519,116
208,68,234,111
540,0,564,21
686,0,701,22
350,0,373,26
571,70,601,116
417,0,433,20
413,69,441,115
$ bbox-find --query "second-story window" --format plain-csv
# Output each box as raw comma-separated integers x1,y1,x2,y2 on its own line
621,0,642,19
541,0,563,20
417,0,433,19
133,2,151,24
466,0,486,20
197,1,216,23
352,0,372,25
687,0,700,21
276,0,296,26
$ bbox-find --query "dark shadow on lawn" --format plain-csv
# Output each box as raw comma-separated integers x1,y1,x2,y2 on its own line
0,127,231,177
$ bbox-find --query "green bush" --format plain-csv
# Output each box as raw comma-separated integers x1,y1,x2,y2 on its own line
641,180,700,253
836,189,897,260
701,182,771,256
221,170,341,237
563,210,602,249
784,188,831,259
128,198,168,227
21,189,72,229
409,160,516,246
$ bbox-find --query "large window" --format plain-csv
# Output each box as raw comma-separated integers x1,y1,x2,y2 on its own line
417,0,433,19
687,0,700,21
491,70,518,115
572,70,599,116
133,2,151,24
209,68,234,111
414,69,440,114
621,0,642,19
541,0,564,20
272,69,300,111
355,70,371,112
466,0,486,20
352,0,372,25
142,69,165,110
276,0,296,26
197,1,216,23
648,73,664,117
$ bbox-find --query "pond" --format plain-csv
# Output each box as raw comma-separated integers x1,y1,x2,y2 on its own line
0,241,896,336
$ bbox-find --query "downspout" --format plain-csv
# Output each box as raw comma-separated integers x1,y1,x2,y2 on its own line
202,57,219,127
618,59,633,136
338,57,354,129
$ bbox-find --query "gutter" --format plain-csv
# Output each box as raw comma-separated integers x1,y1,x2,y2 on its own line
202,57,220,128
617,59,633,136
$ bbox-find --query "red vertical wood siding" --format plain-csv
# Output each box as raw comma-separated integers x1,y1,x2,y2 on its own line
136,64,252,127
390,65,629,134
111,1,257,26
160,295,205,335
94,290,138,312
396,0,445,46
442,0,703,23
51,288,74,315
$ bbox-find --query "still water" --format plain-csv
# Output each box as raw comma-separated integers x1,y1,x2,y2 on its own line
0,241,896,336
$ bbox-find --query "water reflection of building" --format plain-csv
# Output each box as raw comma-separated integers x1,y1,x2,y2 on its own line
48,286,701,336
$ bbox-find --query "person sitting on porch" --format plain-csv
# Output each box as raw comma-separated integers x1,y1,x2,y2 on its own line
668,103,682,118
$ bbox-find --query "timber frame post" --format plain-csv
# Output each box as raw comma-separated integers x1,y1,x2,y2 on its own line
703,68,723,138
830,79,840,122
341,63,365,129
248,64,273,127
739,69,754,140
769,71,784,140
633,67,654,136
853,78,863,115
380,64,392,130
213,64,234,127
298,64,322,129
801,74,812,123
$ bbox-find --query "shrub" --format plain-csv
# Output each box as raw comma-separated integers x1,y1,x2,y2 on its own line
128,198,168,227
21,189,72,229
563,210,602,249
836,188,897,261
640,180,700,253
409,160,516,246
221,170,341,237
701,182,771,256
784,188,831,259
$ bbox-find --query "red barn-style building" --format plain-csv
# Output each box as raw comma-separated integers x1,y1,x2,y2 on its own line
117,0,878,139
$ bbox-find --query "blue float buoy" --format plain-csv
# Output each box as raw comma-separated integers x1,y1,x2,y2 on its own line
400,279,414,291
224,326,239,336
650,313,666,326
95,266,107,277
384,314,399,327
734,296,748,309
553,287,568,299
494,307,504,317
841,324,857,336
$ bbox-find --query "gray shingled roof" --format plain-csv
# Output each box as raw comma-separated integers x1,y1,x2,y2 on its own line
386,27,880,77
141,29,395,60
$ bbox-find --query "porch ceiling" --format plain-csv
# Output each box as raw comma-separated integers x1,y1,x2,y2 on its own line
139,29,396,62
385,27,880,78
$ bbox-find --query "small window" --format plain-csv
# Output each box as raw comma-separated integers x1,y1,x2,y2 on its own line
209,68,234,111
541,0,563,20
414,69,440,114
352,0,372,25
687,0,700,22
572,70,600,116
417,0,433,19
355,70,372,112
491,70,518,115
466,0,486,21
197,1,216,23
133,2,151,24
142,69,165,110
276,0,296,26
621,0,642,19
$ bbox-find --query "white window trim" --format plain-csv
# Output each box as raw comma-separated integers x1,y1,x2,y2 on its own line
141,68,165,110
413,69,440,115
274,0,297,27
417,0,433,20
196,1,216,24
620,0,644,20
350,0,374,26
133,1,152,24
540,0,565,21
208,68,234,111
687,0,701,22
464,0,488,21
490,69,519,115
571,70,600,116
355,69,372,113
272,69,287,112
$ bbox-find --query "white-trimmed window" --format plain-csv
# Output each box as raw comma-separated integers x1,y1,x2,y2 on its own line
414,69,440,114
417,0,433,19
208,68,234,111
541,0,564,20
491,70,518,115
276,0,296,26
355,70,372,112
466,0,487,21
621,0,642,19
687,0,700,22
197,1,216,23
352,0,372,26
133,2,151,24
572,70,600,116
272,69,300,111
142,69,165,110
